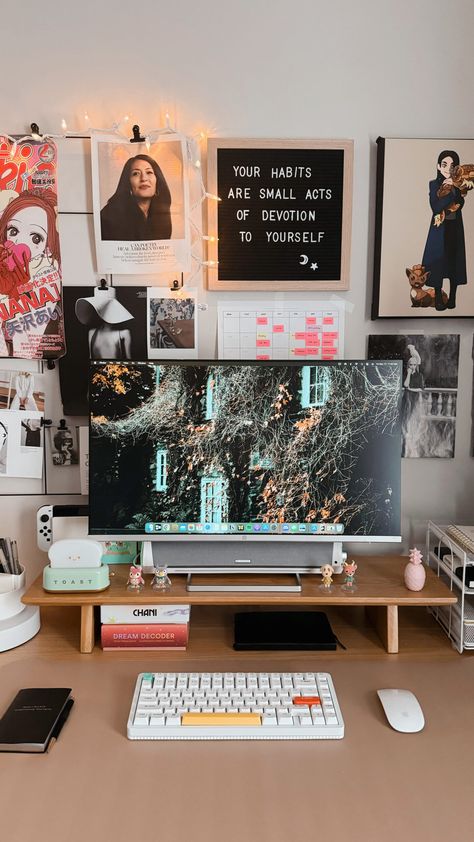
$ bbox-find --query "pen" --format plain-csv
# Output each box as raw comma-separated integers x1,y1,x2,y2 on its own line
46,698,74,754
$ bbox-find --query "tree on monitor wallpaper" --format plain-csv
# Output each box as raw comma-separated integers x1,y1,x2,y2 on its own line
89,361,401,535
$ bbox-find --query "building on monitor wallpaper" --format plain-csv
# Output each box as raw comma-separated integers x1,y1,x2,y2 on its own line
89,361,401,535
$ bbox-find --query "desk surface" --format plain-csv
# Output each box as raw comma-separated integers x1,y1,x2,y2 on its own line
0,605,473,842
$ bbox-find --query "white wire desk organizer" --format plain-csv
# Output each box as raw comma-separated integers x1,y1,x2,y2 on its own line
426,521,474,653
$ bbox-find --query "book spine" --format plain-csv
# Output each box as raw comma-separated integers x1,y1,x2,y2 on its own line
101,623,189,649
99,605,190,624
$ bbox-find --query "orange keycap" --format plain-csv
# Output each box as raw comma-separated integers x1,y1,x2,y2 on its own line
182,713,262,726
292,696,321,706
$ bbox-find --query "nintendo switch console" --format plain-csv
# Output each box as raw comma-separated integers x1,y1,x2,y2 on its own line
37,505,137,565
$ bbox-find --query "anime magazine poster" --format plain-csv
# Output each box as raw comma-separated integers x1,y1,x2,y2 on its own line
91,132,191,276
0,136,65,359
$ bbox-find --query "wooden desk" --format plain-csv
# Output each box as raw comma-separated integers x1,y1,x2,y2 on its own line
22,556,456,654
0,608,473,842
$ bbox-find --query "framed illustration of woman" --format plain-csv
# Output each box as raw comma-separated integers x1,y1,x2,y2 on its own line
372,137,474,318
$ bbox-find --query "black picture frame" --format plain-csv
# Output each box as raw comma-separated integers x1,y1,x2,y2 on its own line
372,137,474,319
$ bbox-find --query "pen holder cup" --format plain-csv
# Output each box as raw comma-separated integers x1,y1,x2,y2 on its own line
0,565,26,621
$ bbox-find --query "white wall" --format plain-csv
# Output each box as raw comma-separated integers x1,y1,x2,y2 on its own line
1,0,473,582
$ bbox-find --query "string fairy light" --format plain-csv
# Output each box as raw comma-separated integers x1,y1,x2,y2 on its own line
1,110,221,281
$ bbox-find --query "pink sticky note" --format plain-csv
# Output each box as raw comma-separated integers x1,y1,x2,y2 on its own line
256,354,270,360
256,317,268,325
306,335,319,346
294,332,306,340
322,353,335,360
323,317,334,325
306,317,317,326
273,324,285,333
293,348,307,356
256,339,270,347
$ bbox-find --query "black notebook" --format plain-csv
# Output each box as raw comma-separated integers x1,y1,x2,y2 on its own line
234,611,338,651
0,688,73,753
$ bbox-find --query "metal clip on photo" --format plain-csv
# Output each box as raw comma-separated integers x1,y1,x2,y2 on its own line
130,125,145,144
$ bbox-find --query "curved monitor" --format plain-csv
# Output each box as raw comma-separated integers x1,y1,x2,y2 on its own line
89,360,402,569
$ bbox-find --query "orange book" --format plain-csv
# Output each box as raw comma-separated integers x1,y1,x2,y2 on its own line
101,623,188,650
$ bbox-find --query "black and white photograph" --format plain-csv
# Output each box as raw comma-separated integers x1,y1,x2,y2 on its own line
59,285,148,416
49,422,78,466
471,334,474,457
147,287,198,359
0,367,44,478
368,334,460,458
91,132,191,275
20,417,42,449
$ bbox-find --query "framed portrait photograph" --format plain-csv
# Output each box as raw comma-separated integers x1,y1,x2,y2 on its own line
207,138,353,291
372,137,474,318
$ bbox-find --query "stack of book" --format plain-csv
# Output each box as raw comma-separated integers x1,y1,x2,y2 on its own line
100,604,191,651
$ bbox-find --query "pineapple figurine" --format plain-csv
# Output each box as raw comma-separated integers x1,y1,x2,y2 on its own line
404,547,426,591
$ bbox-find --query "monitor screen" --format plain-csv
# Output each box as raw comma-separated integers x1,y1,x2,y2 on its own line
89,360,402,541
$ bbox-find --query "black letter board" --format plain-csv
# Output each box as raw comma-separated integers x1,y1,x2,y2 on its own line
207,138,353,291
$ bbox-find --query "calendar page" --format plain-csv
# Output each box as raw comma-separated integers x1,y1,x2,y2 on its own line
218,301,344,360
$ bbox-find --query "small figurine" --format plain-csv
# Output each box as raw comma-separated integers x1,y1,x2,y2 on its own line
127,564,145,591
320,563,334,591
151,564,172,591
341,559,358,592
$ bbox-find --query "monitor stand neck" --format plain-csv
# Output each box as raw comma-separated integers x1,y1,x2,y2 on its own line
140,541,154,573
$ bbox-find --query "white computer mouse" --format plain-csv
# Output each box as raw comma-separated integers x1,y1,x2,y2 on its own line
377,688,425,733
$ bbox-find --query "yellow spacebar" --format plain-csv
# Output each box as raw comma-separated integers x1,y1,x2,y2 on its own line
182,713,262,726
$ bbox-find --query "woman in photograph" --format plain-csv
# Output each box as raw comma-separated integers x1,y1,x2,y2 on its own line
0,189,61,301
404,344,424,390
52,425,77,466
10,372,38,411
75,287,134,359
100,154,172,241
422,150,467,311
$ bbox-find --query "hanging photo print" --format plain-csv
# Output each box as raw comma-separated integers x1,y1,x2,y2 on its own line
91,132,191,275
59,285,148,416
0,368,45,477
0,135,65,358
368,334,460,458
372,138,474,318
49,420,78,466
147,287,198,359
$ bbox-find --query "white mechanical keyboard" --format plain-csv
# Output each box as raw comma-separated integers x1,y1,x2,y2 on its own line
127,671,344,740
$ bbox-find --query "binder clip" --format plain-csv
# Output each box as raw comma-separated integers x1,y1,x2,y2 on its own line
130,125,145,144
170,273,184,291
30,123,42,140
